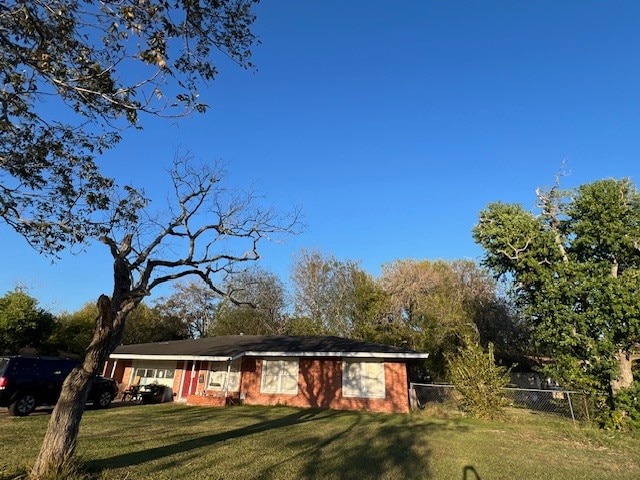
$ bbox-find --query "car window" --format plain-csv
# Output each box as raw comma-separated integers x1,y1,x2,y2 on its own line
0,358,8,376
41,360,77,377
11,358,40,378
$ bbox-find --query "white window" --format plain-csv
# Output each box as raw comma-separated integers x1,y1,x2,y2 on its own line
207,360,241,392
132,362,176,388
260,358,299,394
342,360,385,399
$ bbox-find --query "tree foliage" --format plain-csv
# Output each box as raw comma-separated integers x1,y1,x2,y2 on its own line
213,267,288,335
447,341,509,420
49,303,98,356
290,250,361,336
154,281,221,338
0,0,259,254
0,288,55,354
379,259,515,378
474,178,640,424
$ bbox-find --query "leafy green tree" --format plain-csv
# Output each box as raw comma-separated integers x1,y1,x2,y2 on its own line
1,0,259,254
474,178,640,423
50,304,98,356
0,288,55,354
380,259,512,378
121,303,189,344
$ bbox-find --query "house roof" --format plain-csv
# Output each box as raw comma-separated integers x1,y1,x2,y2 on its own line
110,335,429,361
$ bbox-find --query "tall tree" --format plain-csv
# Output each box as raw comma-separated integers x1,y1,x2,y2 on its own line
213,267,289,335
30,156,298,478
50,304,98,357
154,282,221,338
0,288,55,354
290,249,361,336
380,259,510,378
121,303,189,344
473,178,640,421
1,0,259,254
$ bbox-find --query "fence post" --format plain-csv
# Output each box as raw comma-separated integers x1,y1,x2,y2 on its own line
583,395,590,422
566,391,576,425
409,383,418,410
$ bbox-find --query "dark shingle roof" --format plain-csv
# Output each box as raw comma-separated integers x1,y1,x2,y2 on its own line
111,335,428,360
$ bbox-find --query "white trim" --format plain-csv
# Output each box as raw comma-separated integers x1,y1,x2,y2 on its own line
177,361,187,401
187,361,197,395
111,351,428,362
242,351,429,359
110,354,233,361
109,360,117,379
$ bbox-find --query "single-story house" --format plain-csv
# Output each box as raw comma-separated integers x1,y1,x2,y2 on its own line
104,335,429,414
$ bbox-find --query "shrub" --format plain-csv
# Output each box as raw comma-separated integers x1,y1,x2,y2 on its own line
447,341,510,420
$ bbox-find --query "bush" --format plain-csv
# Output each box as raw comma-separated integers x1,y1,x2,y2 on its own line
447,341,510,420
602,381,640,431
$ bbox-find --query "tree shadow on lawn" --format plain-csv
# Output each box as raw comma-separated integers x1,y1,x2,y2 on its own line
88,408,468,479
257,414,469,480
87,408,335,473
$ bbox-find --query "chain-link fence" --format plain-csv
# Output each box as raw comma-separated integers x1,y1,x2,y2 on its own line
410,383,592,423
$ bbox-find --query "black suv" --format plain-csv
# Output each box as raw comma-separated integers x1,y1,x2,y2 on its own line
0,356,118,416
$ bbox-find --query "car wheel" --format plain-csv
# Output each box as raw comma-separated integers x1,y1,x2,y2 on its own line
8,393,37,416
94,390,113,409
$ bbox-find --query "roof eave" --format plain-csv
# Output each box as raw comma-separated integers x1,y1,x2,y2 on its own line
110,351,429,361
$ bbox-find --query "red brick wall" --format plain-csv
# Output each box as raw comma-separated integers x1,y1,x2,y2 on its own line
240,357,409,414
106,356,410,413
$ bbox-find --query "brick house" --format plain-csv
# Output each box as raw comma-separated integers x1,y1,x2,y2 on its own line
104,335,429,414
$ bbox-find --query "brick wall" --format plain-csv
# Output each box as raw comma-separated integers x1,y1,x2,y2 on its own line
106,356,411,413
240,357,409,414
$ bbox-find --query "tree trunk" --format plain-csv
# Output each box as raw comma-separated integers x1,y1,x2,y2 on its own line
610,349,634,395
29,367,96,478
30,295,123,479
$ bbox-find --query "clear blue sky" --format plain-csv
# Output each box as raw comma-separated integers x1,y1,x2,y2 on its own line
2,0,639,313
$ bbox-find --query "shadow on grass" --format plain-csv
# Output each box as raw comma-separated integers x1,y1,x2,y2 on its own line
463,465,483,479
258,413,468,480
87,406,469,479
87,408,332,473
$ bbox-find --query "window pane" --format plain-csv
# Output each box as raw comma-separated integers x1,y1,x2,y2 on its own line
261,359,298,394
363,362,385,398
227,371,241,391
208,371,226,389
342,361,385,399
262,373,279,392
281,374,298,393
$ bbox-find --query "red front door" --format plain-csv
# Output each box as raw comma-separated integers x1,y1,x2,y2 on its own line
181,361,200,398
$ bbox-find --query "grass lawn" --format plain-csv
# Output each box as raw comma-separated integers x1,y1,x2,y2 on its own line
1,403,639,480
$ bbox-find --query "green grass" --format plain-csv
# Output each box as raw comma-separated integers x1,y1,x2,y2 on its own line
1,403,639,480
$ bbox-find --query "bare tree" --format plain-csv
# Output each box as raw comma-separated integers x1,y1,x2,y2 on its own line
290,249,359,336
154,282,222,338
30,154,299,479
214,267,289,335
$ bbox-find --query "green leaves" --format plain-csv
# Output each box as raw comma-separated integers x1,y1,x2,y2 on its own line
447,341,510,420
0,288,55,354
1,0,260,254
475,178,640,425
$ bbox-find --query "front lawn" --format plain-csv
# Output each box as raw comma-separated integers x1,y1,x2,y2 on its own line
1,403,638,479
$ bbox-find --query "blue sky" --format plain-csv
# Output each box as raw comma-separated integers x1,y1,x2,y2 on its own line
2,0,640,313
